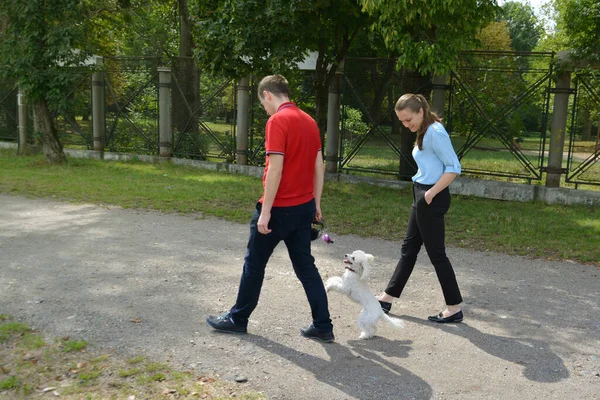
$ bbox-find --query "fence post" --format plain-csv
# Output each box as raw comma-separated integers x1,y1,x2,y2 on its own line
431,75,448,117
325,60,344,174
17,86,29,155
546,63,572,187
92,56,105,153
158,67,172,157
236,76,250,165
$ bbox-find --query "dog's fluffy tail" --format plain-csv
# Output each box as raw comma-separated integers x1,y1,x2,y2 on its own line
382,314,405,329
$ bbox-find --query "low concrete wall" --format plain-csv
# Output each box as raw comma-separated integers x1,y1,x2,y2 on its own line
332,172,600,206
2,143,599,207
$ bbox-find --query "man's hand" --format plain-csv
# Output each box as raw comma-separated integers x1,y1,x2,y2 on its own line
314,206,323,222
257,211,272,234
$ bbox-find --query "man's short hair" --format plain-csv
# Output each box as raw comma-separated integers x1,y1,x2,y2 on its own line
257,75,290,99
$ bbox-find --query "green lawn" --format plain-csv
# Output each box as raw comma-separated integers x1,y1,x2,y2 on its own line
1,149,598,266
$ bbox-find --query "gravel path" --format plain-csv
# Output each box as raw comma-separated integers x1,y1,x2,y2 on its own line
1,194,599,399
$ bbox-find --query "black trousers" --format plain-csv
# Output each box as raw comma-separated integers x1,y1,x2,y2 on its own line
385,183,463,305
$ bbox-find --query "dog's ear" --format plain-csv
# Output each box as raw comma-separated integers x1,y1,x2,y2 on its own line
366,254,374,263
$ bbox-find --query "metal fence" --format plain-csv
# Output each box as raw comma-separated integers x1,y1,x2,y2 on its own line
0,81,18,142
246,71,317,166
53,69,93,149
447,51,555,182
566,70,600,187
170,58,236,161
338,58,430,179
1,52,599,188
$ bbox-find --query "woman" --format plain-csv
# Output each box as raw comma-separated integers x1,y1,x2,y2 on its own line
376,93,463,323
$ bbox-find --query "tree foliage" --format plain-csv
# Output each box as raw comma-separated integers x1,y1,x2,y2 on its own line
0,0,106,162
500,1,544,52
476,21,513,51
538,0,600,62
559,0,600,61
191,0,367,141
359,0,499,75
0,0,93,108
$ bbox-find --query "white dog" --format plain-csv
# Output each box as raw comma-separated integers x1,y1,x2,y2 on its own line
325,250,404,339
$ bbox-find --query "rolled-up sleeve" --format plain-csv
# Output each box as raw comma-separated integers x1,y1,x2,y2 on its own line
431,128,461,175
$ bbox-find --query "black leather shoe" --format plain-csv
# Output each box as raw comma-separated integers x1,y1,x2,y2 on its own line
300,323,335,343
206,312,247,333
379,301,392,314
428,310,463,323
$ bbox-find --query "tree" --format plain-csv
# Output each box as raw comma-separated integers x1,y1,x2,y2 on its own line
359,0,498,177
537,0,600,143
359,0,499,75
0,0,109,163
539,0,600,60
191,0,367,143
476,21,513,51
558,0,600,61
500,1,545,52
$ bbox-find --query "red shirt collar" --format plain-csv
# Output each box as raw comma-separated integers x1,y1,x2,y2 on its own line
277,102,296,112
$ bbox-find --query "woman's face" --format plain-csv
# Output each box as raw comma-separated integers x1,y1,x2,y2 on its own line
395,108,423,133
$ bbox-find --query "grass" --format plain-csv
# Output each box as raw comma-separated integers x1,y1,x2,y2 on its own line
0,149,599,265
0,315,265,399
342,135,600,186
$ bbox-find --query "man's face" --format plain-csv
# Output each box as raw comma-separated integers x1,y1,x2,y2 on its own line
259,91,277,116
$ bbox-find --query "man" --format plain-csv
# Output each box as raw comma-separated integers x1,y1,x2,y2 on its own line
206,74,334,342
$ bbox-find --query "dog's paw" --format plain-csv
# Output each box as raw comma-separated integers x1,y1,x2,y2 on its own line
359,332,374,340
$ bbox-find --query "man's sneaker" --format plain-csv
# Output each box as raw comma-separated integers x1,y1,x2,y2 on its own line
300,323,335,343
206,312,247,334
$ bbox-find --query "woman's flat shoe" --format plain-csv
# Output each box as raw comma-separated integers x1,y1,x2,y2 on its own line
428,310,463,323
379,301,392,314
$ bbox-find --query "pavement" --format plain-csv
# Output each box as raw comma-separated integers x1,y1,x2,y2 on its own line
0,194,599,399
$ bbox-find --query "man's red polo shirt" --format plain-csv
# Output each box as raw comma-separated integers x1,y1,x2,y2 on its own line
259,102,322,207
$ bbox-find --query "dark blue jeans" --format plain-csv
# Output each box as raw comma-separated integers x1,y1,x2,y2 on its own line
385,183,463,305
229,199,333,332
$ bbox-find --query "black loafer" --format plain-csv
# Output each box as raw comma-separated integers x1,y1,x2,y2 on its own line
300,323,335,343
428,310,463,323
379,301,392,314
206,312,247,333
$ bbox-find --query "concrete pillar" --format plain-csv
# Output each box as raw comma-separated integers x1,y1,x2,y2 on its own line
236,77,250,165
431,75,448,117
158,67,172,157
92,56,105,153
325,60,344,174
546,71,572,187
17,86,29,155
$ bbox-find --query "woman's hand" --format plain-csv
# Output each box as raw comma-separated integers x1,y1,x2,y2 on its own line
424,190,435,205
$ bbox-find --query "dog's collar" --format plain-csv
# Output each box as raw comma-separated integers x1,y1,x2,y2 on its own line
345,266,356,273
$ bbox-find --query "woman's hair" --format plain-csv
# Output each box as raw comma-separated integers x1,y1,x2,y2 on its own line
257,74,290,99
395,93,441,150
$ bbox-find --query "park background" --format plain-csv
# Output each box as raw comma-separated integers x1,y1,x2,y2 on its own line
0,0,599,194
1,1,600,398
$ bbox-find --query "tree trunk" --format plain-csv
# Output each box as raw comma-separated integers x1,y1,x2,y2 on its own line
398,69,431,180
172,0,200,145
314,49,330,146
369,59,396,122
33,98,67,164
